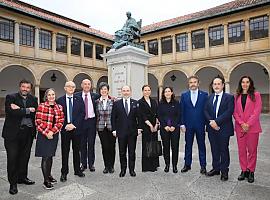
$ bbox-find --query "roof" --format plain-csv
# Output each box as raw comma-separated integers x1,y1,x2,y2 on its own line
141,0,270,34
0,0,114,41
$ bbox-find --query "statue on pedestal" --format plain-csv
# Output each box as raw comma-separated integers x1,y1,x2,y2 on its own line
112,12,143,50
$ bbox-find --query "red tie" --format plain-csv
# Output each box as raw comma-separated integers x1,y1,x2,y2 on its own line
84,94,88,119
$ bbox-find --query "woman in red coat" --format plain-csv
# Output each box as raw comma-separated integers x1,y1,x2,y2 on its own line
233,76,262,183
35,88,64,189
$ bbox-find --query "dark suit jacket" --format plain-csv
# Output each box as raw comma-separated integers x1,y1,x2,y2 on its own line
138,97,158,128
180,90,208,129
2,93,38,140
111,98,139,138
204,92,234,136
158,99,180,128
76,91,100,115
57,94,85,134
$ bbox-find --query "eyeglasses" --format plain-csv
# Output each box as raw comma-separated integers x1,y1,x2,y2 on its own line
65,85,75,88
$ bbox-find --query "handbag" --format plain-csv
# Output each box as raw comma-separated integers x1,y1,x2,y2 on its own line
144,138,162,158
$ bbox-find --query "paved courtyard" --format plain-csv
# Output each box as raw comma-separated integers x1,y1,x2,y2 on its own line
0,115,269,200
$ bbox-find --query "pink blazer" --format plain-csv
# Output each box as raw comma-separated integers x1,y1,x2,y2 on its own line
233,91,262,134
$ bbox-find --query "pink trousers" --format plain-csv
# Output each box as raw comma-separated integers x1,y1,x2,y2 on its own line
236,131,260,172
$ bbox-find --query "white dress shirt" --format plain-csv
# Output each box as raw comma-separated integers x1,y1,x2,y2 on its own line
100,96,108,110
66,94,74,123
123,97,131,113
82,92,95,118
213,91,223,118
190,89,198,107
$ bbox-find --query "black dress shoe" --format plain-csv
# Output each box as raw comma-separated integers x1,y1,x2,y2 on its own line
48,176,57,184
89,166,95,172
119,171,126,177
9,184,18,195
103,168,109,174
80,165,86,172
173,166,178,173
74,171,85,177
181,165,191,173
18,178,35,185
200,168,207,174
130,171,136,177
248,172,254,183
206,169,220,176
238,171,246,181
164,165,169,173
108,167,115,174
43,181,54,190
60,174,67,182
221,173,228,181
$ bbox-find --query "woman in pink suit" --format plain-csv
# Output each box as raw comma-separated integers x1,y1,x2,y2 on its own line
233,76,262,183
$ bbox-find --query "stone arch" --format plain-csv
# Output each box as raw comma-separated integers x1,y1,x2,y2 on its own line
73,73,93,92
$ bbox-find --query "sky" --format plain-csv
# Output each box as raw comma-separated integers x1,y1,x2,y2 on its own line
22,0,232,34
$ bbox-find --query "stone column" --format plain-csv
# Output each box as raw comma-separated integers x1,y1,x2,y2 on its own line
34,27,39,58
172,35,176,61
14,21,20,55
145,40,149,53
158,38,162,63
245,19,250,51
80,40,84,64
205,27,209,57
158,85,163,101
188,31,192,59
52,32,56,60
67,36,71,63
225,81,230,94
224,23,229,54
268,14,270,48
35,84,40,104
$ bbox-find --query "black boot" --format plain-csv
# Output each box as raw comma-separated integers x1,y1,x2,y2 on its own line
248,172,254,183
238,171,246,181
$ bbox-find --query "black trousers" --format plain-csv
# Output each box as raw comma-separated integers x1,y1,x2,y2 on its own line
118,134,137,172
61,130,81,175
4,127,34,185
160,128,180,166
98,128,116,169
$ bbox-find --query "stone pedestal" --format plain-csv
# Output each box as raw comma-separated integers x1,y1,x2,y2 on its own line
102,46,152,100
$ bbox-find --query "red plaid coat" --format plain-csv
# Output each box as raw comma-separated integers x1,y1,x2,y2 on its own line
35,101,64,136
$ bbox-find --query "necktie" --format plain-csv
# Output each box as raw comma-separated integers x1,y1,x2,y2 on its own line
84,94,88,120
213,95,219,119
68,97,73,123
124,99,129,115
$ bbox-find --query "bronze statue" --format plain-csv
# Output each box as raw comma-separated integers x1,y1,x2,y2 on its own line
112,12,142,49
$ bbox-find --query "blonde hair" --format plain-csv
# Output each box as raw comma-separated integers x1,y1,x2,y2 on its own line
44,88,56,102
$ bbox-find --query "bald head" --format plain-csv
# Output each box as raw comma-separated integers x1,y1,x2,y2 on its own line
81,79,92,93
121,85,132,99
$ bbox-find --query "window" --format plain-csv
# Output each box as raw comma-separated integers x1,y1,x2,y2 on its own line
71,37,81,55
176,33,188,52
0,17,14,42
39,29,52,50
148,39,158,55
106,46,111,52
56,34,67,53
19,24,34,46
250,15,269,40
96,44,103,60
161,36,172,54
209,25,224,46
84,41,93,58
228,21,245,43
192,29,205,49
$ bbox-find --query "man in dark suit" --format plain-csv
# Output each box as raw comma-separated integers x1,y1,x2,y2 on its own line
111,85,141,177
76,79,99,172
204,76,234,181
180,76,208,174
57,81,85,182
2,79,38,195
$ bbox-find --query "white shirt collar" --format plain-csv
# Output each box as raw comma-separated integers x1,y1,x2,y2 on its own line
215,91,223,96
190,88,199,94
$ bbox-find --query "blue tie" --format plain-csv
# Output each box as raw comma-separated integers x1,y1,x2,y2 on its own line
213,95,219,119
125,99,129,115
68,97,73,123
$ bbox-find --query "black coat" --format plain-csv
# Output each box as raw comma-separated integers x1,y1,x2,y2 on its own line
2,93,38,140
111,98,140,138
138,97,158,129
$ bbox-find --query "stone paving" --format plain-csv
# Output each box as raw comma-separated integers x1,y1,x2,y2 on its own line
0,115,269,200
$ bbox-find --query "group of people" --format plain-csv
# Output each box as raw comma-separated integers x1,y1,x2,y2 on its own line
2,75,262,196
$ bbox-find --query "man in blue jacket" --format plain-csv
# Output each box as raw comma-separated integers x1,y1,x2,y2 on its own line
180,76,208,174
204,76,234,181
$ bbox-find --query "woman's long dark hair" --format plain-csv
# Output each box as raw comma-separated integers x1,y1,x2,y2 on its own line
236,76,255,101
160,86,175,103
